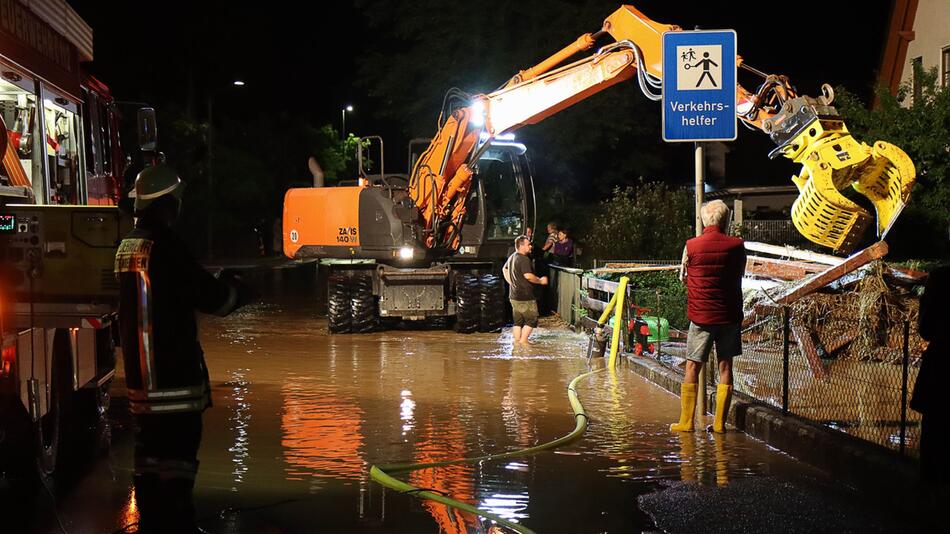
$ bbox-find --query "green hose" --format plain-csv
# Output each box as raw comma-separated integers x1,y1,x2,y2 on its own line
369,365,606,534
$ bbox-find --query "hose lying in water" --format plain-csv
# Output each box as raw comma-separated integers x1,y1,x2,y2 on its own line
369,365,607,534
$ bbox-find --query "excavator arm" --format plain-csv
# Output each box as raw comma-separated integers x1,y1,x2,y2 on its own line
409,4,915,253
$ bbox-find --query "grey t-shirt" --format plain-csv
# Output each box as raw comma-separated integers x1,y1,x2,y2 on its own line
508,253,535,301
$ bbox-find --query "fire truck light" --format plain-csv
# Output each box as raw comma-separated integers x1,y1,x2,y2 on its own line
399,247,414,259
1,345,15,378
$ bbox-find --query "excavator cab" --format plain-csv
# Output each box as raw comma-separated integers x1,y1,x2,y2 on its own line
456,140,535,258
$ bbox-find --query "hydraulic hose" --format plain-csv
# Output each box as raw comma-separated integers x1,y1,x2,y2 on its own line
369,365,607,534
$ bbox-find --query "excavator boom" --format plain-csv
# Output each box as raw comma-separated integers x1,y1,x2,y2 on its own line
408,4,915,253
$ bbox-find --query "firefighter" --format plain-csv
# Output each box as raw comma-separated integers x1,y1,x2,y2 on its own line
115,164,252,532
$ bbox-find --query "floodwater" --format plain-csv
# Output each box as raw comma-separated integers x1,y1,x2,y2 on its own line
2,268,930,533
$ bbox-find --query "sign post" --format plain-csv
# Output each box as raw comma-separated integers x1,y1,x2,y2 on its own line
663,30,737,425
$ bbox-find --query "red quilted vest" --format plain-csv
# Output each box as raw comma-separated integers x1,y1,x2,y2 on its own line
685,226,746,325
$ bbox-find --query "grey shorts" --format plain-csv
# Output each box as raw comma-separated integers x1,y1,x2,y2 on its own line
686,321,742,363
511,300,539,328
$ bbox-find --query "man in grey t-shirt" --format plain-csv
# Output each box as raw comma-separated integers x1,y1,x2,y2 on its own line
507,235,548,345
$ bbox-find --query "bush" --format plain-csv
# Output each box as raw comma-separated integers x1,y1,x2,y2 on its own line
585,182,693,260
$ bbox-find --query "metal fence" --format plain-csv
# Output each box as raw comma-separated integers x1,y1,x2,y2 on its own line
547,268,923,459
730,220,812,248
739,300,921,457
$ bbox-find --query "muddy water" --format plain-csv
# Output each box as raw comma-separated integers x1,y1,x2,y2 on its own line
8,273,923,533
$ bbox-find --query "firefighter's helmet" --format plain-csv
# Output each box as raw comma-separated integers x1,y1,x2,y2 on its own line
130,164,185,211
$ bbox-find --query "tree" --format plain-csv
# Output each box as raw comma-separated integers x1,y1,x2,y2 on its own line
156,107,363,256
834,66,950,258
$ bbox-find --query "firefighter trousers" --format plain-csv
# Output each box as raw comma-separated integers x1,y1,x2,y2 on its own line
132,411,203,532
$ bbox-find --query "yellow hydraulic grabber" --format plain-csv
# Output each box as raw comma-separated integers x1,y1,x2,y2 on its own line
756,86,916,253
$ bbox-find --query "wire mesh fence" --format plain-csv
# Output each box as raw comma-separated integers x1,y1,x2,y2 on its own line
737,295,921,457
730,220,813,248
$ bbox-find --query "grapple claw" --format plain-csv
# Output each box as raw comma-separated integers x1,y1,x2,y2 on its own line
785,122,915,253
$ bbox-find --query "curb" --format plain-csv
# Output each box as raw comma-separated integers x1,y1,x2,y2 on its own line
623,353,920,493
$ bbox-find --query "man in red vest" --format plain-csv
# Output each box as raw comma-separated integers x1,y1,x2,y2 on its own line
671,200,746,433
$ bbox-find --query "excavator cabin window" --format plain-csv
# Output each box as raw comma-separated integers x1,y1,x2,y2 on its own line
479,148,525,239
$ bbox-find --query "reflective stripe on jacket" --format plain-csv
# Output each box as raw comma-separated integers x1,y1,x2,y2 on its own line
116,217,238,414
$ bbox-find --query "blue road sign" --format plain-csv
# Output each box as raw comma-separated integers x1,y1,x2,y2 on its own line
662,30,737,142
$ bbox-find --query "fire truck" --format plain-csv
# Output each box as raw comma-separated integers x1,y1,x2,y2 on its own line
0,0,152,476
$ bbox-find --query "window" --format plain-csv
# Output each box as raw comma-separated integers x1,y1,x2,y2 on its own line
478,148,524,239
0,68,43,201
43,90,82,205
81,87,99,176
943,47,950,88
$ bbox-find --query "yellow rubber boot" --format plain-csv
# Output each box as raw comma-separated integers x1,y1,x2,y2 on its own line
670,383,697,432
712,384,733,433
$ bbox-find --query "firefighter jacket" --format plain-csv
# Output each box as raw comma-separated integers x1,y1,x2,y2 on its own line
115,216,239,414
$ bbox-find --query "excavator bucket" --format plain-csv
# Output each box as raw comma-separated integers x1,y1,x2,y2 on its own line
785,121,915,253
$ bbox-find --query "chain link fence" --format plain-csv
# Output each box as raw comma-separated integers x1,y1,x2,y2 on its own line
730,220,813,248
738,293,921,457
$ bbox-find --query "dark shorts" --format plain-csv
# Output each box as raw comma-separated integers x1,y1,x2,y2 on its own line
686,321,742,363
511,299,539,328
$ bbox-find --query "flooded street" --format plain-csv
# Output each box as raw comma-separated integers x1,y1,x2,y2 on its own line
4,271,924,533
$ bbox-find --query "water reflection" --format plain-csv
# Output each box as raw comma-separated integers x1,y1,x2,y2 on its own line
227,368,251,490
400,390,415,436
280,376,365,483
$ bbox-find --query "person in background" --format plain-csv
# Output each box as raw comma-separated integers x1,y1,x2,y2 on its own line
671,200,745,434
541,222,558,259
552,229,575,267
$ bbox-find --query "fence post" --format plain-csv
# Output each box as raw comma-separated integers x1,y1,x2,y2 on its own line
655,289,662,360
900,320,910,456
782,306,790,415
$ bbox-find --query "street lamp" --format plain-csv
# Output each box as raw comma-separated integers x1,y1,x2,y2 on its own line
342,105,353,139
207,79,246,260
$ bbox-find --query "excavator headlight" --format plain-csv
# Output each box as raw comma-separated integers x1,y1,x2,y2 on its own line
399,246,414,260
470,100,486,127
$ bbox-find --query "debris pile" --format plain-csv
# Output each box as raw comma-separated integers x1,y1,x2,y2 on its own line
742,241,928,374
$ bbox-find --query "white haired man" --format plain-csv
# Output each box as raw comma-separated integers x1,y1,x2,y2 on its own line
672,200,746,433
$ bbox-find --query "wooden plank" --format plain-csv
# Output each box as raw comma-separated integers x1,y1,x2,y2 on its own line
580,315,614,337
580,294,608,313
744,241,845,266
584,277,620,293
790,319,827,380
823,330,858,355
590,265,681,274
765,241,888,307
745,255,826,281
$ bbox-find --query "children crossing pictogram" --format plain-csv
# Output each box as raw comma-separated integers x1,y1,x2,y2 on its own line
677,44,723,91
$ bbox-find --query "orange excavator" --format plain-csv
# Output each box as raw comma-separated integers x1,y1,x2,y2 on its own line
283,4,915,333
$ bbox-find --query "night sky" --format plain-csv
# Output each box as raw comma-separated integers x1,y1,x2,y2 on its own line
71,0,894,187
